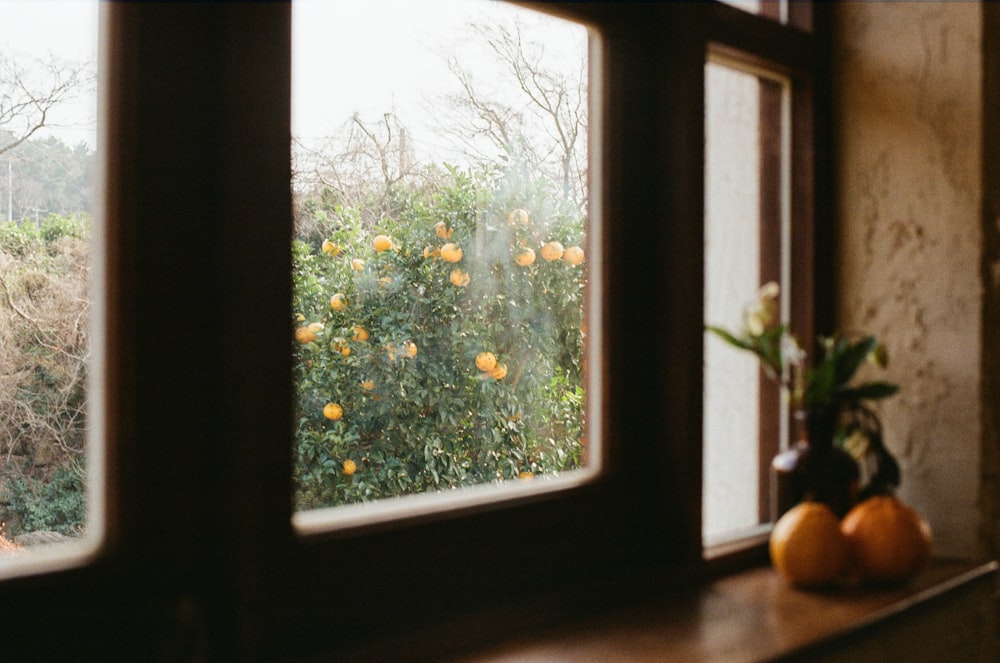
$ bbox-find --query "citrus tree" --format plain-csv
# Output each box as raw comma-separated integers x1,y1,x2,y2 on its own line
292,163,586,509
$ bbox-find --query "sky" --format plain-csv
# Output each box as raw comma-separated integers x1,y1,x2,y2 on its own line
0,0,99,149
0,0,586,160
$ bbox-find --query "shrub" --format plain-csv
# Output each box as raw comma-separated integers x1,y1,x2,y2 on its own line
292,164,586,509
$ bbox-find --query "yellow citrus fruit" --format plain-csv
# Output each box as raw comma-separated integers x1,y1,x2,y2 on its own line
434,221,452,239
352,325,370,342
450,269,470,287
373,235,393,252
342,459,357,475
321,240,341,256
540,241,565,262
769,501,849,587
518,471,534,480
294,326,317,344
403,341,418,357
351,258,365,271
360,380,375,391
379,276,393,288
330,293,348,311
563,246,585,265
507,208,530,226
841,495,933,584
440,243,463,263
322,402,343,421
307,322,324,333
475,352,497,372
423,246,440,260
490,363,508,380
514,247,536,267
295,313,306,322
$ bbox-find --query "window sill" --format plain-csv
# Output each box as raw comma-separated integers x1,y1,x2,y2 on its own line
455,559,999,662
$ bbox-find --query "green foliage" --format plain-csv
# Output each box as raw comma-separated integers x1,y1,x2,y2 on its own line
2,466,86,537
292,164,587,509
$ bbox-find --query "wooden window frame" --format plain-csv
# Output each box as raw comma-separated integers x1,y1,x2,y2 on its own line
0,2,829,660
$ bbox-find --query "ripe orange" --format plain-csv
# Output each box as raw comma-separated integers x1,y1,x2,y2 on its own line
423,246,440,259
769,501,849,587
373,234,393,252
322,402,343,421
450,269,470,287
507,208,530,226
440,243,463,263
330,293,348,311
342,459,357,476
841,495,932,584
360,379,375,391
307,322,324,333
379,276,393,288
518,471,534,480
403,341,418,357
351,258,365,272
434,221,452,239
514,247,536,267
490,363,508,380
540,241,565,261
294,326,317,344
475,351,497,372
295,313,306,322
321,240,341,256
352,325,370,342
332,337,351,357
563,246,585,265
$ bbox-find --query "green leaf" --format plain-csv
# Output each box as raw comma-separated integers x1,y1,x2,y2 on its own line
840,381,899,402
833,336,877,388
705,325,753,352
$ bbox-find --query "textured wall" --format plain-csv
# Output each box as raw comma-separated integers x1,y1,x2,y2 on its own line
834,2,983,558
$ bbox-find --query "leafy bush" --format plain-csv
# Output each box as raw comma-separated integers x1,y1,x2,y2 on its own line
292,164,587,509
2,466,85,537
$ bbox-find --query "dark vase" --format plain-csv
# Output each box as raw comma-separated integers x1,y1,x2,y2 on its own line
771,409,860,519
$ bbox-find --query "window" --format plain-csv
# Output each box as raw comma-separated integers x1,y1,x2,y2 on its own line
0,3,828,659
0,0,98,569
702,2,825,550
290,1,595,529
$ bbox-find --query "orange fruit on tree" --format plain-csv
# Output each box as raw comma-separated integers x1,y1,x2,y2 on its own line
321,239,340,256
373,234,393,252
540,241,565,261
440,243,463,263
360,379,375,391
490,363,508,380
840,495,933,584
403,340,418,357
434,221,452,239
507,208,530,226
322,402,344,421
769,501,849,587
475,351,497,372
307,322,324,333
351,258,365,272
342,459,357,476
295,313,306,322
423,246,440,260
450,269,470,287
352,325,370,342
563,245,585,265
514,247,536,267
294,326,317,344
330,293,348,311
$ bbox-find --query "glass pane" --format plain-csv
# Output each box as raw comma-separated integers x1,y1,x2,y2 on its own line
291,1,591,519
703,60,788,544
0,1,98,560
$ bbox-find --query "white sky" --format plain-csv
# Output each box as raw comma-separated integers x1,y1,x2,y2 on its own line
0,0,99,148
0,0,585,160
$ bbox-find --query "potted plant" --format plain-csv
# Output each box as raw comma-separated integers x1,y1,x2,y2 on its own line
706,282,900,517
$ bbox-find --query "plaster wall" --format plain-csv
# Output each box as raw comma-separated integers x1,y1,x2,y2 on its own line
834,2,982,558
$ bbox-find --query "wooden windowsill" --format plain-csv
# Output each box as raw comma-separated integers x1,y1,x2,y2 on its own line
455,559,999,662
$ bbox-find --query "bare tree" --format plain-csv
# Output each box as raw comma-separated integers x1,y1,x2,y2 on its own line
437,17,588,214
293,111,434,229
0,50,94,157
